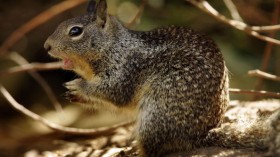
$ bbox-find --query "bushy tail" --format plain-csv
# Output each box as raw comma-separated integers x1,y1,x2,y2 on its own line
205,120,270,150
204,108,280,151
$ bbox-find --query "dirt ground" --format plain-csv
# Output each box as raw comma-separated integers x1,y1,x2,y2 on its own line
10,99,280,157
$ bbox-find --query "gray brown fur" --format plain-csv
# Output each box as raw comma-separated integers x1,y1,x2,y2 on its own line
44,0,278,156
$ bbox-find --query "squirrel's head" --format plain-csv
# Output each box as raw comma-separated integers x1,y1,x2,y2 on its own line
44,0,123,80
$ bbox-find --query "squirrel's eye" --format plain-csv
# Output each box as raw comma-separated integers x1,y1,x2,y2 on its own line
69,26,83,37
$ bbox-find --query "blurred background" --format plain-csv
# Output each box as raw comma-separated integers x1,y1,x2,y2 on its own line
0,0,279,156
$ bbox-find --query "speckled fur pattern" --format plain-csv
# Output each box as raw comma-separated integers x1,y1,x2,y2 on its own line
265,110,280,155
43,0,280,156
130,26,229,156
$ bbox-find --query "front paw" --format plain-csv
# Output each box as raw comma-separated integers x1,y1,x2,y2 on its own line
64,78,83,89
64,79,87,103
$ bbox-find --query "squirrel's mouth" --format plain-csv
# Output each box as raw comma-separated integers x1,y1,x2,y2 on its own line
48,51,74,70
48,51,94,80
62,59,75,70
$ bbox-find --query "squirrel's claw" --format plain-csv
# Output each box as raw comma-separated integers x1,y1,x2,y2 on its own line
63,78,83,90
65,91,87,103
64,78,87,103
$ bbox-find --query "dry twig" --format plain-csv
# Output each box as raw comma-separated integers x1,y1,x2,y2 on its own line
223,0,243,21
186,0,280,45
229,88,280,98
251,25,280,32
0,85,134,135
254,0,280,93
0,0,87,56
249,70,280,82
1,83,278,136
126,0,148,28
0,61,62,76
9,53,63,112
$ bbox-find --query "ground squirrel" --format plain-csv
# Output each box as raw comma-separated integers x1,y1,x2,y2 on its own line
44,0,279,156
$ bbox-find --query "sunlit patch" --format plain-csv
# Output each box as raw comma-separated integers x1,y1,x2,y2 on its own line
117,2,139,24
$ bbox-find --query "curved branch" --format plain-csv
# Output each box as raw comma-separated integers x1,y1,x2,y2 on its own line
9,53,63,112
187,0,280,45
0,85,134,135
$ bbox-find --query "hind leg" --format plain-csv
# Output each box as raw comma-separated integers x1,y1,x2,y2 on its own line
137,120,195,157
136,107,164,157
137,136,194,157
136,101,195,157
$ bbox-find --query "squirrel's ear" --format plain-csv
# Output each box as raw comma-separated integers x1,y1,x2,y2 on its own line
87,0,96,13
96,0,107,27
87,0,97,21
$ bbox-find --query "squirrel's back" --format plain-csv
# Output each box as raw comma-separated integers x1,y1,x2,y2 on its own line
129,26,229,156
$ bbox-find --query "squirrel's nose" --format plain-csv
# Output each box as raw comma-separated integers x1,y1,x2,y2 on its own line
44,42,52,51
